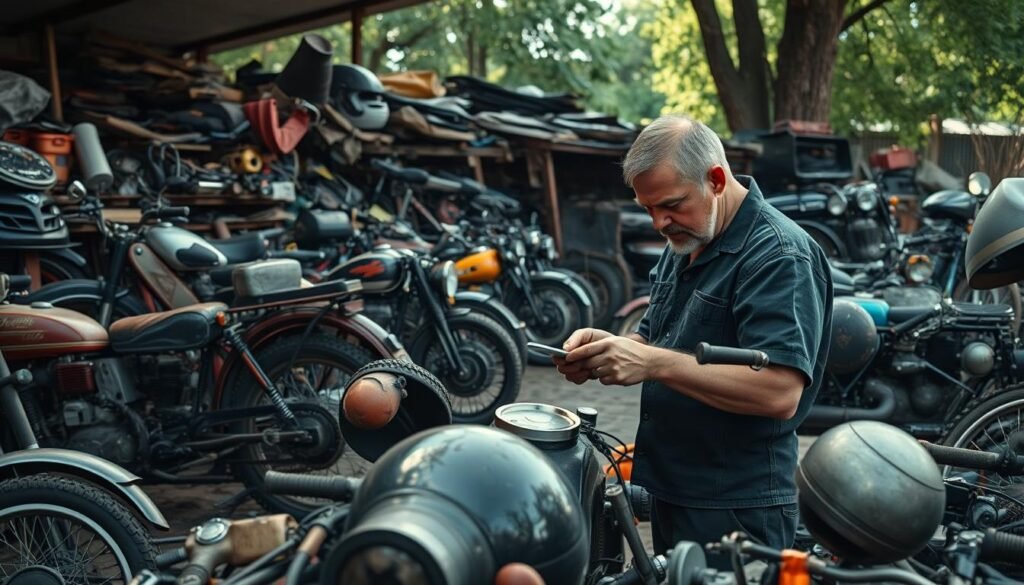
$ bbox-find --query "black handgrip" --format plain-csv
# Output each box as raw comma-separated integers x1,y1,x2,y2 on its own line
6,275,31,292
176,563,210,585
695,342,770,369
981,529,1024,564
920,441,1024,473
156,547,188,568
143,206,191,221
263,471,361,501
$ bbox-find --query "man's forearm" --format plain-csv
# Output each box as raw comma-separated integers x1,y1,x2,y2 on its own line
644,346,801,419
627,333,647,344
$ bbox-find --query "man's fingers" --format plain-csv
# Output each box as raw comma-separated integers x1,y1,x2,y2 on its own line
562,329,593,351
565,338,609,363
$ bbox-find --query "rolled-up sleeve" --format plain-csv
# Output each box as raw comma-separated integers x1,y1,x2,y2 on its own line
731,253,829,384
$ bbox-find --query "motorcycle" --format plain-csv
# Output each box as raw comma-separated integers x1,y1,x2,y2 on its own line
0,273,166,583
2,259,372,518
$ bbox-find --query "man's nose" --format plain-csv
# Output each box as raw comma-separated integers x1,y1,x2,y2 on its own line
650,210,670,231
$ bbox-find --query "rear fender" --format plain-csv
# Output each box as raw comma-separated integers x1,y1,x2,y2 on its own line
0,448,169,530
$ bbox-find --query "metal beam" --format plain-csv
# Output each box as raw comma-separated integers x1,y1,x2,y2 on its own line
178,0,428,54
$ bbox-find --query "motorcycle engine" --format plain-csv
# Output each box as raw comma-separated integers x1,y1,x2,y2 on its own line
63,418,138,468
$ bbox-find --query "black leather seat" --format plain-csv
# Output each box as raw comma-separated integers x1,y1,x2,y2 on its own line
110,302,226,353
210,233,266,264
830,265,855,296
888,305,938,324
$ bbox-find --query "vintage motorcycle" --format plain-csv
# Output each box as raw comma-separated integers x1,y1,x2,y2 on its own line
2,257,374,518
0,273,166,583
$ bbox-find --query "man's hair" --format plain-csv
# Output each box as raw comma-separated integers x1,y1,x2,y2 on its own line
622,114,730,189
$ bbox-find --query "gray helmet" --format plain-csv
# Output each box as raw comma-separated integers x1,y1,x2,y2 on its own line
330,64,390,130
796,421,945,563
966,177,1024,289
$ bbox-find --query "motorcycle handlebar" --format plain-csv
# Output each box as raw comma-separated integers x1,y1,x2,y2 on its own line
695,342,770,370
921,441,1024,473
981,528,1024,564
424,175,465,193
263,471,361,501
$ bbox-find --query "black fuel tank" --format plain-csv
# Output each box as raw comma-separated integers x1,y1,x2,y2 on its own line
329,247,405,294
921,189,976,221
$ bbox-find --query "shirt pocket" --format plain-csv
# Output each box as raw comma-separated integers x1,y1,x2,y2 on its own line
680,289,730,347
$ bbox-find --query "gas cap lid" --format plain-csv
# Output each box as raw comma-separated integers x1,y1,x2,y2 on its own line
494,403,580,445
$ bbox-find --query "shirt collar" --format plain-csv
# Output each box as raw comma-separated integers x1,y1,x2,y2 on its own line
716,175,764,254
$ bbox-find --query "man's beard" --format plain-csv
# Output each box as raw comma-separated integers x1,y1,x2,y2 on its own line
663,196,717,256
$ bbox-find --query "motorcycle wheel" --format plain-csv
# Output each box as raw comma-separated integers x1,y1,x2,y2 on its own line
612,301,649,338
0,474,156,583
941,386,1024,501
223,333,376,518
410,312,523,424
560,255,631,331
511,278,594,366
953,280,1022,335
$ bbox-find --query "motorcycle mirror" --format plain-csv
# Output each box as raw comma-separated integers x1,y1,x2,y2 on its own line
968,171,992,197
966,178,1024,289
67,180,88,202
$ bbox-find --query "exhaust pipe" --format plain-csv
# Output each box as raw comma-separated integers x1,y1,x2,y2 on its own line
802,378,897,430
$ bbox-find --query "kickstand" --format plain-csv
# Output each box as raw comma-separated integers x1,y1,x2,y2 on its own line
215,487,254,516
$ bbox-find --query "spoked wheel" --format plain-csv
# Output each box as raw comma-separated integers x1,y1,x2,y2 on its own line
0,474,156,584
560,256,630,330
515,280,591,366
224,334,376,518
941,387,1024,530
412,312,522,424
953,280,1023,335
613,300,650,338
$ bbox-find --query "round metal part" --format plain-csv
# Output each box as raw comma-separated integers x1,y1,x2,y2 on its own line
827,193,847,216
827,299,880,375
6,566,66,585
961,341,996,377
494,403,580,445
196,518,230,544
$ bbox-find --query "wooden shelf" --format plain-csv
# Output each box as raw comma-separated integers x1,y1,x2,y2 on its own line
54,193,284,208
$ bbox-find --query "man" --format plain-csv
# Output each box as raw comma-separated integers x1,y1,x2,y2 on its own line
555,115,832,566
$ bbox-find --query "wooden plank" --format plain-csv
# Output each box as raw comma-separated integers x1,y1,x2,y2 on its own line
361,143,511,160
44,24,62,122
540,149,563,257
9,0,134,31
352,6,364,65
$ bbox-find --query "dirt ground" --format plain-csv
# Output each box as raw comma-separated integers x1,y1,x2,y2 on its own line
145,364,815,553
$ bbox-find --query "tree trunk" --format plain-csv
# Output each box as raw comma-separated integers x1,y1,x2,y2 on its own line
773,0,847,124
690,0,771,132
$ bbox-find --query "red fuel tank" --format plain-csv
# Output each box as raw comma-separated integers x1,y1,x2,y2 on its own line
0,304,109,360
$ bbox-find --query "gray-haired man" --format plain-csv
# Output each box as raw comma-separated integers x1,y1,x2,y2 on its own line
554,115,832,566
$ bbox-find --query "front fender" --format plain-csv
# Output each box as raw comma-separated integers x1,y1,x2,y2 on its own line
795,220,848,259
614,295,651,319
0,448,169,530
45,247,90,270
13,279,145,315
455,290,528,366
530,270,594,310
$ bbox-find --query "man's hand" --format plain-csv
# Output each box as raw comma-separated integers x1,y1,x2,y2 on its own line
553,328,614,384
561,333,652,386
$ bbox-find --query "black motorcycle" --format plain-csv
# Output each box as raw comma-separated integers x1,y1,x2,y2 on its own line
0,273,165,583
325,220,523,424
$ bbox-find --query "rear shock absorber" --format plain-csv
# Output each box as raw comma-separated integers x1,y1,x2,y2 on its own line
221,324,298,428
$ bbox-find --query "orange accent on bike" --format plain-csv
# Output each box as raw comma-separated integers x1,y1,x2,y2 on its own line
349,259,386,278
454,249,501,284
603,443,634,482
779,550,810,585
216,312,228,326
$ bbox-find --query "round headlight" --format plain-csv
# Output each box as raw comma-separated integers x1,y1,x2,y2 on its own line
904,254,934,284
528,229,541,249
431,261,458,298
513,239,527,258
856,186,878,211
827,193,847,216
541,235,557,260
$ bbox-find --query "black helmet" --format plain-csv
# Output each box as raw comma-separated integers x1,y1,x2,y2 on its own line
826,299,879,375
318,425,589,585
966,178,1024,289
330,64,390,130
796,421,945,563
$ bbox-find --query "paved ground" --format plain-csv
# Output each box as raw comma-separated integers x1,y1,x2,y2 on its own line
147,365,814,555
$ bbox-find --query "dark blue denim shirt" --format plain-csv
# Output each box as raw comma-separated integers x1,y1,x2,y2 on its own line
632,176,833,509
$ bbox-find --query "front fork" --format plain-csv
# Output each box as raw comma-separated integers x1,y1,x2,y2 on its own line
221,324,298,429
411,263,468,373
507,264,545,325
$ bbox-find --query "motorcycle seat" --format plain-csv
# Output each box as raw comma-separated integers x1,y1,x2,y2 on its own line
888,305,937,324
109,302,226,353
952,302,1014,319
471,192,521,216
209,233,266,264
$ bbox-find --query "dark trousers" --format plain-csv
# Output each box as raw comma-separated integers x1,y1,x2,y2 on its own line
651,498,798,570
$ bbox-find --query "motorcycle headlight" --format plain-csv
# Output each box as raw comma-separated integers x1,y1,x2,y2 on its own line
528,229,541,249
827,193,848,216
541,235,557,260
513,239,527,258
904,254,934,284
856,186,878,211
432,261,458,299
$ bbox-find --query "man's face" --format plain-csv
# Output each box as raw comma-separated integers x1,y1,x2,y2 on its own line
633,165,717,256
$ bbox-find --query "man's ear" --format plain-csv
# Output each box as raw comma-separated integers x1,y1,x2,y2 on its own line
707,166,727,196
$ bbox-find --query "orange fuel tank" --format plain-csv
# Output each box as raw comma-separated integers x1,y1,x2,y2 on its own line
0,304,109,360
454,248,502,285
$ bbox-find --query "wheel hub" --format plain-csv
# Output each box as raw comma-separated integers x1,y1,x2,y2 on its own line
280,403,344,469
7,566,66,585
526,293,575,345
440,340,496,397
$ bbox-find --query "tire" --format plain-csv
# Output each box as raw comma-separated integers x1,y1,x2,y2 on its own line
0,474,156,583
801,226,842,260
410,312,523,424
612,301,649,338
953,280,1022,335
508,278,594,366
560,256,630,330
223,333,376,518
940,386,1024,495
40,253,90,283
